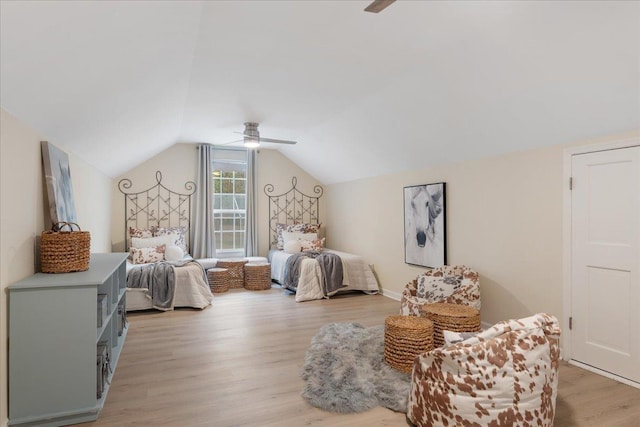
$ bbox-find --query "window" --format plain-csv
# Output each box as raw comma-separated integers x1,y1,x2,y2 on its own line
212,151,247,256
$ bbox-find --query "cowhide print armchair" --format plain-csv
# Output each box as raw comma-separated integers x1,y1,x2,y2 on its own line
408,313,561,427
400,265,481,316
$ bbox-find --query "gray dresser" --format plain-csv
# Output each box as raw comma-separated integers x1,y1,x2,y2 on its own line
8,252,128,426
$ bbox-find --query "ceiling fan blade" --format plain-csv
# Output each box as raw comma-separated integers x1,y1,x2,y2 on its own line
259,137,297,145
231,124,296,145
364,0,395,13
221,139,244,145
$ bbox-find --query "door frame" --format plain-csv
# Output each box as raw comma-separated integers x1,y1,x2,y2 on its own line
562,136,640,387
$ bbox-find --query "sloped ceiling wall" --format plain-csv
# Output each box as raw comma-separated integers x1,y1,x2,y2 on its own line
1,1,638,184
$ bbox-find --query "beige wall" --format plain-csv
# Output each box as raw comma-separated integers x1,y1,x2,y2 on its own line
325,130,640,329
111,144,323,257
0,108,112,427
70,156,113,253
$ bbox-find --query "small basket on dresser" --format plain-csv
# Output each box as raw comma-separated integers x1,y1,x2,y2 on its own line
244,263,271,290
215,259,248,289
207,267,230,293
40,222,91,273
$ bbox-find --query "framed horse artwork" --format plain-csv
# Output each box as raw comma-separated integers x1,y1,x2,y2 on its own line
403,182,446,268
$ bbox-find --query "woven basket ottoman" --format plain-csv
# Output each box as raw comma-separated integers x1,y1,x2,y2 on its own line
384,315,434,374
420,302,481,347
244,263,271,290
207,267,229,293
215,259,248,289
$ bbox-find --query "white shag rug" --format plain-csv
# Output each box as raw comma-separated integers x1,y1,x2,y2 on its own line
300,322,411,414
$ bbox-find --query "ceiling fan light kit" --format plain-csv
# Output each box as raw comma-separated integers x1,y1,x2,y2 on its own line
242,122,261,148
243,137,260,148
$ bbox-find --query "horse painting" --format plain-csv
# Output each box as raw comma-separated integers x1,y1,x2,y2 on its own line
41,141,77,228
404,183,446,267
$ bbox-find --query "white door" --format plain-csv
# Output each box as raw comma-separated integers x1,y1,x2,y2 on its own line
571,146,640,384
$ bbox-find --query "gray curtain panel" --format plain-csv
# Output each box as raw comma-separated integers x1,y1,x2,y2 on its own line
244,149,258,256
191,144,216,259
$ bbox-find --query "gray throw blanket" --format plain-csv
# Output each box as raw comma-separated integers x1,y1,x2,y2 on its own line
283,252,309,292
127,261,176,310
283,251,344,295
316,252,345,295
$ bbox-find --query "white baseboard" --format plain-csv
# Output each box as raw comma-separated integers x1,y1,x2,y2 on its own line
569,360,640,390
381,288,402,301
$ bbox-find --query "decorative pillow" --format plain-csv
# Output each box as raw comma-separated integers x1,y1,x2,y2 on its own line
130,245,166,264
129,226,153,239
443,330,479,347
303,223,322,234
299,237,325,252
154,226,187,252
131,234,179,249
165,244,184,262
284,240,302,254
275,223,307,249
282,231,318,245
416,274,463,300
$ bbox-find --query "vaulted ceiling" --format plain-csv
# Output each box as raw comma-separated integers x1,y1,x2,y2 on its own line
1,1,638,184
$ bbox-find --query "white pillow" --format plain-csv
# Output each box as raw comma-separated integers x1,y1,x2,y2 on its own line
131,233,179,249
165,244,184,262
282,231,318,245
284,240,302,254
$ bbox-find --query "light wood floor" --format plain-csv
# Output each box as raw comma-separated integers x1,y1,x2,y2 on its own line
77,288,640,427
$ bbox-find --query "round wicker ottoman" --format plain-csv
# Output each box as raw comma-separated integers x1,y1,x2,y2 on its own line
420,303,481,347
215,259,248,289
384,315,434,373
244,263,272,290
207,267,229,293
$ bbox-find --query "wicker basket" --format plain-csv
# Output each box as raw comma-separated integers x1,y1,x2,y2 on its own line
420,303,481,347
207,268,229,293
40,222,91,273
384,315,434,373
244,263,271,290
215,259,248,288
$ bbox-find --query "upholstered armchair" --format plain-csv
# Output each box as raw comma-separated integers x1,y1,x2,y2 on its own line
400,265,480,316
407,313,561,427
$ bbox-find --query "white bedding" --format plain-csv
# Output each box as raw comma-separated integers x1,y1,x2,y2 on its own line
268,249,379,302
125,259,213,311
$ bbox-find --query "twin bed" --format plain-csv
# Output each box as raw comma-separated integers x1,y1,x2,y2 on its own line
119,172,213,311
119,173,378,311
264,177,378,301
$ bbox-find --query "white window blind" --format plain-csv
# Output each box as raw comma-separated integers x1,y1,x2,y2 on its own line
212,148,247,257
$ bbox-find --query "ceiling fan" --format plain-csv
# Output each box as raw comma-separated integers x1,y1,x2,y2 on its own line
231,122,297,148
364,0,395,13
